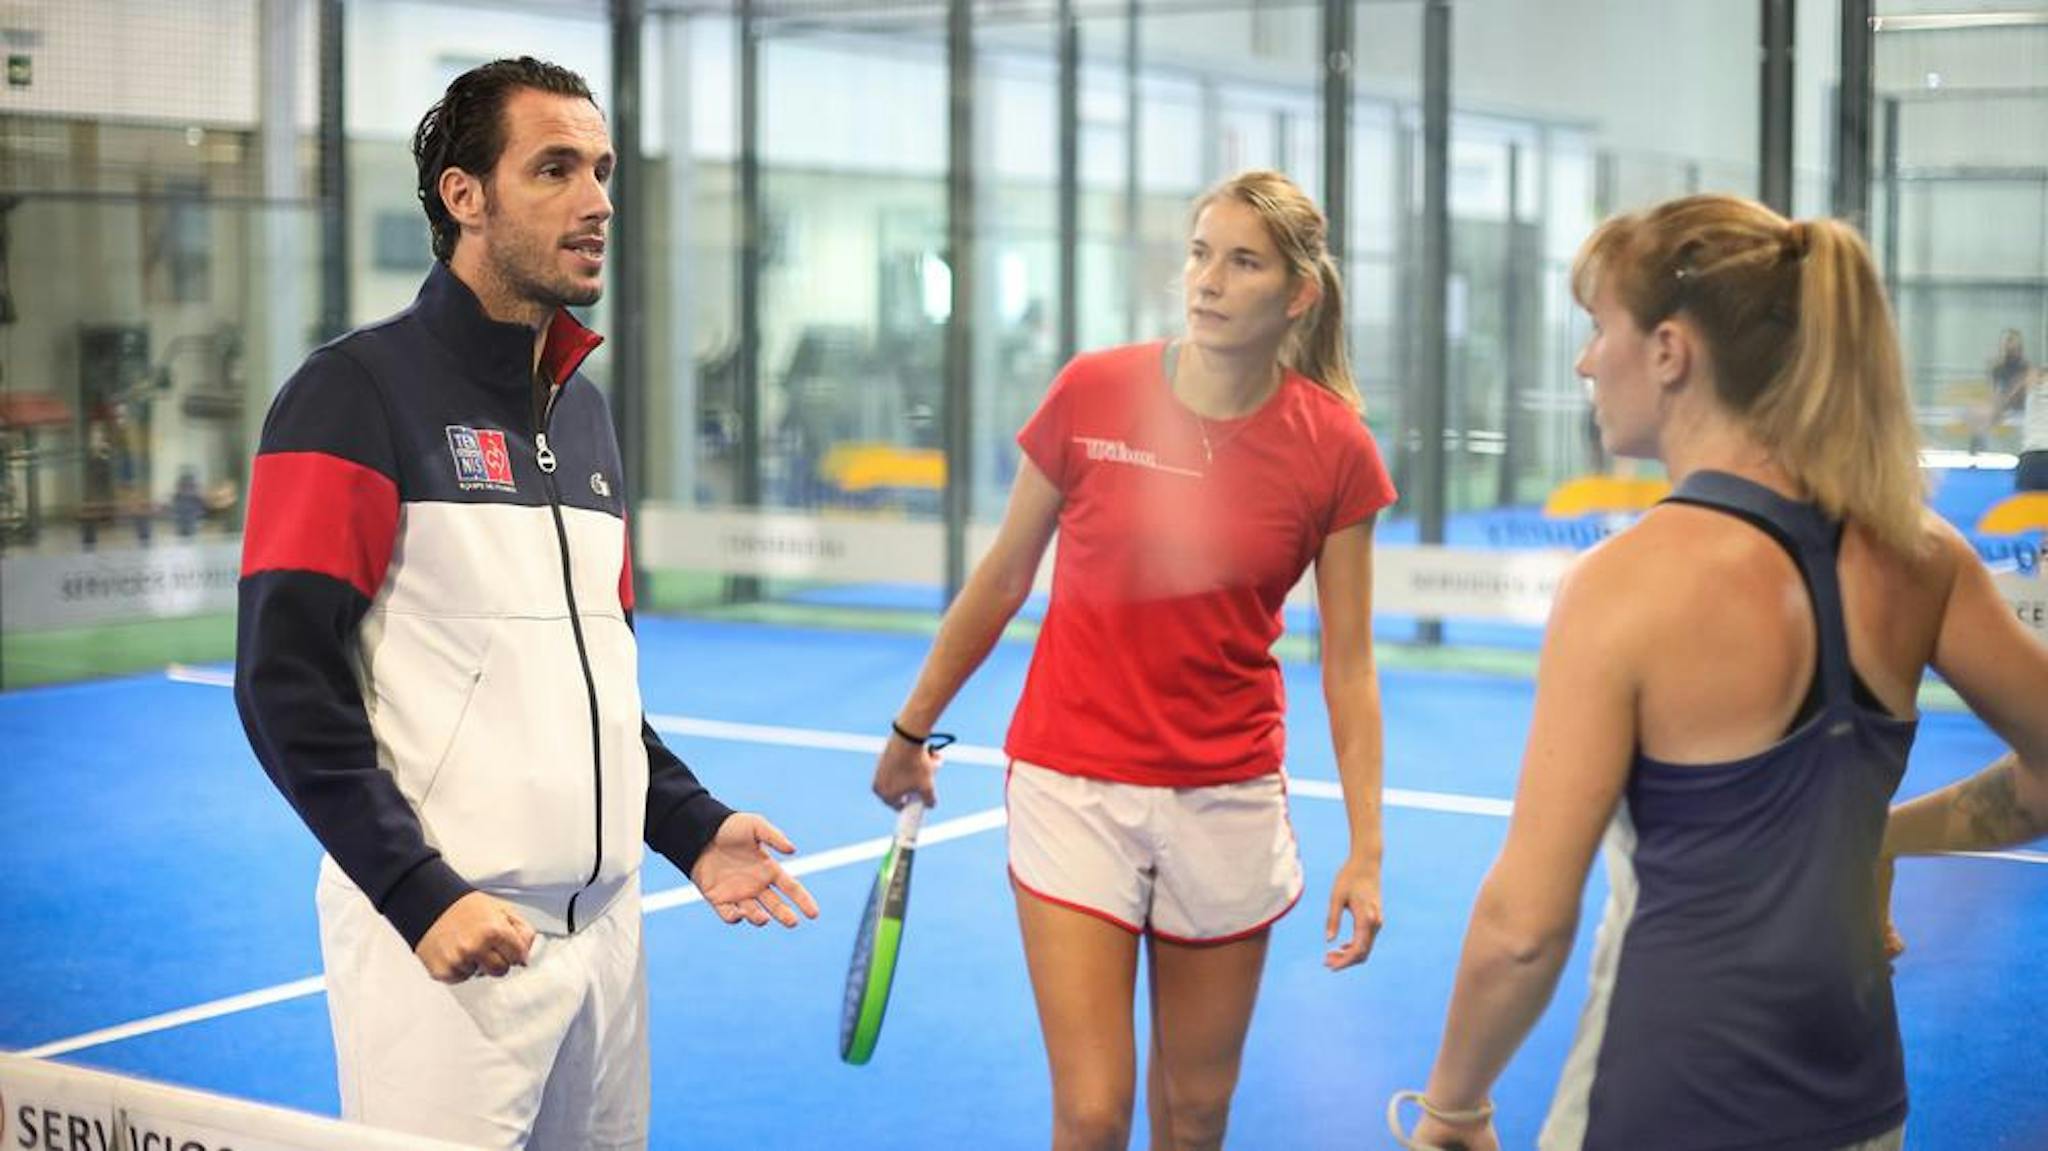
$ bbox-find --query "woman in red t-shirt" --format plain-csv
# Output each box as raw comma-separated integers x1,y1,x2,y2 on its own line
872,169,1397,1151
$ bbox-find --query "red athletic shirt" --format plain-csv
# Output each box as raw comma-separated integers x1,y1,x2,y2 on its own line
1004,341,1397,786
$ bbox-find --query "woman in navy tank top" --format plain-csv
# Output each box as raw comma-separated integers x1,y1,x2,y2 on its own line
1393,193,2048,1151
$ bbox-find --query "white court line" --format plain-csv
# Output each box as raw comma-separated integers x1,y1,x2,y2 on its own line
1955,849,2048,865
642,805,1007,913
26,668,2033,1058
20,805,1009,1060
646,712,1010,766
160,668,2048,867
1291,779,1516,818
166,663,234,688
18,977,328,1060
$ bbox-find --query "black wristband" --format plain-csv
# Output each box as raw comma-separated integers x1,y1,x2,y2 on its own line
891,719,956,751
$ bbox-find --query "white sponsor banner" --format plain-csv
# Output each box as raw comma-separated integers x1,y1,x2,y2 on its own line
635,505,1574,621
636,507,2048,641
1996,571,2048,639
637,504,1020,588
0,543,242,633
1372,546,1577,624
4,512,2032,642
0,1053,480,1150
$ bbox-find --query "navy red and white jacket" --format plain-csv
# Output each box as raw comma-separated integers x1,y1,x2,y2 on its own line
235,262,733,949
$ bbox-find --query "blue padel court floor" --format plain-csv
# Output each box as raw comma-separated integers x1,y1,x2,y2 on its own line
3,617,2045,1148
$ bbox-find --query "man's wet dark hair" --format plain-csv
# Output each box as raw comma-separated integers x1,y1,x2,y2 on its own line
412,57,598,262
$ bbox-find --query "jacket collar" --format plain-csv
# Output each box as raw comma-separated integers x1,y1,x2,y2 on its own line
414,261,605,389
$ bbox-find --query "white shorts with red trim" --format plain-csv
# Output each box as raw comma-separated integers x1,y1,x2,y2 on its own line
1005,758,1304,944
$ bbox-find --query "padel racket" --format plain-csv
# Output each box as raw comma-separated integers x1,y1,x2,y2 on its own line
840,796,927,1064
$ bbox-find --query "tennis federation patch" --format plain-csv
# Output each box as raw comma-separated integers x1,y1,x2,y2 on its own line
446,425,517,492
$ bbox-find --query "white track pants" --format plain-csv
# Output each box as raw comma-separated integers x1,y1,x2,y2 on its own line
316,859,649,1151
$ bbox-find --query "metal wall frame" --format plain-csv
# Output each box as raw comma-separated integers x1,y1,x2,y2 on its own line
1836,0,1875,228
1414,0,1451,646
610,0,648,550
1760,0,1795,215
943,0,976,604
318,0,349,342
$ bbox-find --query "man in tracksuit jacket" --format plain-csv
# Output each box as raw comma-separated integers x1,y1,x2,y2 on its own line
234,58,818,1150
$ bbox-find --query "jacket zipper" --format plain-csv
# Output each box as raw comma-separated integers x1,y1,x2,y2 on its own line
536,380,607,933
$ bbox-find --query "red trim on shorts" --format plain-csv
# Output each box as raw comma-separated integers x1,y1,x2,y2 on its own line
1148,883,1302,947
1008,866,1145,936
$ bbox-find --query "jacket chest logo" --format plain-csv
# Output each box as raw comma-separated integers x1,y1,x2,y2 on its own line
446,425,517,493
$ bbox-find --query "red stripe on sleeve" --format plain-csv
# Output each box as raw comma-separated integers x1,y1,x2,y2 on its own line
619,514,636,613
241,452,400,599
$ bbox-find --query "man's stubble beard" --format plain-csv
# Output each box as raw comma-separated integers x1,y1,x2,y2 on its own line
485,201,604,317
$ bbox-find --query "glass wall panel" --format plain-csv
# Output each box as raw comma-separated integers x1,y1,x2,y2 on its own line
1073,1,1325,356
639,1,958,611
1796,0,1842,219
1428,0,1762,531
0,0,321,687
974,15,1062,529
1870,8,2048,472
1345,1,1422,496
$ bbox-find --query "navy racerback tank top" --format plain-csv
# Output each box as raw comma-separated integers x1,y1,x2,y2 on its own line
1541,471,1914,1151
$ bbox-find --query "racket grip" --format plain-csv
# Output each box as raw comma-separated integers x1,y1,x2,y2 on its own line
894,797,927,842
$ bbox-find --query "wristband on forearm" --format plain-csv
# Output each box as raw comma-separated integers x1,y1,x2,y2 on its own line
890,719,956,751
1387,1090,1494,1150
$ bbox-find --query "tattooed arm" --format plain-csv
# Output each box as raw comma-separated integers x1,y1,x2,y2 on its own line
1885,753,2048,857
1879,530,2048,961
1889,526,2048,858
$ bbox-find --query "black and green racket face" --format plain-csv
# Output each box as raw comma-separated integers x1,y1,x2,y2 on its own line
838,842,916,1064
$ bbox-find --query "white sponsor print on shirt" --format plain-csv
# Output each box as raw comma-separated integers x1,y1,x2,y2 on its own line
1073,436,1203,479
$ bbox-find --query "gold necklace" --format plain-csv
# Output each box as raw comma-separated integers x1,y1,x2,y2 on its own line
1164,341,1280,468
1188,380,1277,466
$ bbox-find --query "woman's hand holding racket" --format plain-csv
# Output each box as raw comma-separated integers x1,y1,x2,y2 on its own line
872,720,949,809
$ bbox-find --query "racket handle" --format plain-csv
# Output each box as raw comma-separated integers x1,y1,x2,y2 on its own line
894,797,927,842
